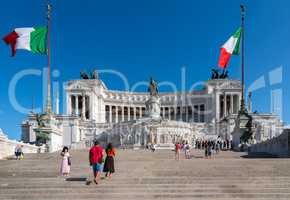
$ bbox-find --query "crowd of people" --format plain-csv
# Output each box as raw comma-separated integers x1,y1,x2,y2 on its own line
173,138,233,160
174,141,191,160
195,139,232,151
195,138,232,158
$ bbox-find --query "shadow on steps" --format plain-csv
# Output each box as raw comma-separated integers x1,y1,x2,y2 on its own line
65,177,87,182
241,152,278,159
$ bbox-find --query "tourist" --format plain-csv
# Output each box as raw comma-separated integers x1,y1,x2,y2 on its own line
204,141,208,158
226,139,230,150
103,143,116,178
215,141,220,154
145,144,149,151
18,145,24,160
14,145,20,160
60,146,71,177
150,143,156,152
89,140,104,185
223,140,227,150
185,142,190,159
207,142,212,159
175,142,181,160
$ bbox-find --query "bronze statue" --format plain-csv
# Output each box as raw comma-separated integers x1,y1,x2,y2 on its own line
90,69,98,79
80,71,89,79
211,68,229,79
220,69,229,79
35,113,45,127
211,69,219,79
148,77,158,96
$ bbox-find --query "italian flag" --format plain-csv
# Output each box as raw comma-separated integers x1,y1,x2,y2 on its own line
3,27,47,56
218,27,242,69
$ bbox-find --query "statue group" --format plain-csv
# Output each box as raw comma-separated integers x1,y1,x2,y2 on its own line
80,69,99,80
211,68,229,79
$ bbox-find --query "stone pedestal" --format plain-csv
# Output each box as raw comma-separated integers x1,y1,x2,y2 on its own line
145,95,161,119
232,111,253,151
34,113,62,152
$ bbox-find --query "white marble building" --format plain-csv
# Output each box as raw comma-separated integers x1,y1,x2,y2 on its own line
21,76,283,150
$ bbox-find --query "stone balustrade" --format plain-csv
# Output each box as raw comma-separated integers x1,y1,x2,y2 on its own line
249,128,290,157
0,131,45,159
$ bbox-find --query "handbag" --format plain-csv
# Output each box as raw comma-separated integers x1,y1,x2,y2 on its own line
68,157,71,166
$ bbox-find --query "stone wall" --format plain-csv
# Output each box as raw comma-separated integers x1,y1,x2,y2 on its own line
0,131,45,159
249,129,290,157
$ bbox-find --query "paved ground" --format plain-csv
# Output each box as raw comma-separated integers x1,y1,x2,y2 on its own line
0,149,290,200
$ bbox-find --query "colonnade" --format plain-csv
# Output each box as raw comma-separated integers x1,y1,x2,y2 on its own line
105,104,206,123
219,93,239,118
69,95,90,120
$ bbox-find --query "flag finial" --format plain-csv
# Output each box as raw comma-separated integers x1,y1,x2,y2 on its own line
240,4,245,13
47,2,51,20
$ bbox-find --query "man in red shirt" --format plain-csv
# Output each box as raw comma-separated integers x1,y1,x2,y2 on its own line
89,140,104,184
175,142,181,160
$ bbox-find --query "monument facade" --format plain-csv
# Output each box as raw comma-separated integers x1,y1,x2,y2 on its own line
21,71,284,151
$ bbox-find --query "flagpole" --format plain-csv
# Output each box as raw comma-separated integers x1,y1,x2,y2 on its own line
46,2,52,114
240,5,245,113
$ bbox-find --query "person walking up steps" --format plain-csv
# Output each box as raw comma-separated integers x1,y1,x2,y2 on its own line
60,146,71,177
103,143,116,179
89,140,104,185
185,142,190,159
175,142,181,160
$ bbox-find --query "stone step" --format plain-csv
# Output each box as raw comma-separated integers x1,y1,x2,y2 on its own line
1,187,290,193
1,193,290,199
2,183,290,189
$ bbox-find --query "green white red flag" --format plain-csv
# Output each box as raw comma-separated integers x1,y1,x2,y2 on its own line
3,27,47,56
218,28,241,69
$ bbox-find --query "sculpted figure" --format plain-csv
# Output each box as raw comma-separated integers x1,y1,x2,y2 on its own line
80,71,89,79
91,69,99,79
148,77,158,96
211,69,219,79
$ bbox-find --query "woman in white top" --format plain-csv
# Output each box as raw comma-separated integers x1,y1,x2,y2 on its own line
60,146,71,176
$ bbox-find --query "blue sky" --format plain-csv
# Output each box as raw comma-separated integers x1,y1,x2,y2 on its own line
0,0,289,139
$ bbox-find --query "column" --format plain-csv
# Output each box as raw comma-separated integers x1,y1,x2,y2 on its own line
75,95,79,116
230,95,234,114
109,105,112,123
128,107,131,121
186,106,189,122
134,107,137,120
168,107,171,120
116,106,119,123
86,96,90,120
237,95,241,113
197,105,200,122
174,107,177,120
81,95,85,120
68,95,71,115
216,94,220,120
139,106,142,118
162,107,165,119
122,106,124,122
223,94,227,117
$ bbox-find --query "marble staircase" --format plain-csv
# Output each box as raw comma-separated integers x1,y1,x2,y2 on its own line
0,149,290,200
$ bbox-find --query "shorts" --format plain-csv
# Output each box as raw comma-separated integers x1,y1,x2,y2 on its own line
92,163,103,172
